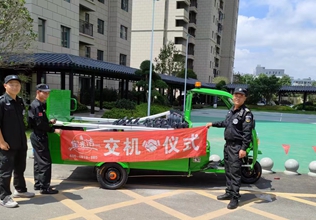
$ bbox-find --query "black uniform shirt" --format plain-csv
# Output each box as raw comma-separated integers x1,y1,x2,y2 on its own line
28,99,55,137
0,93,27,150
212,104,253,151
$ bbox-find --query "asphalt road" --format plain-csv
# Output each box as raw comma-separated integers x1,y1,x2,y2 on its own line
0,155,314,220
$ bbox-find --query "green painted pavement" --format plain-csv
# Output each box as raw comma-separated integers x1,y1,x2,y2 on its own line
192,117,316,174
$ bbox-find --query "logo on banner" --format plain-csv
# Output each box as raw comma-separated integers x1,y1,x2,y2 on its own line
70,134,100,154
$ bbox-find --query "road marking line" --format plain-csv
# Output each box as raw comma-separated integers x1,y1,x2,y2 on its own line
279,195,316,207
48,193,102,220
243,206,289,220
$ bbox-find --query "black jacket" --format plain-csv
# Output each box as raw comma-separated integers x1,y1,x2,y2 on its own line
212,105,253,151
28,99,55,137
0,93,27,150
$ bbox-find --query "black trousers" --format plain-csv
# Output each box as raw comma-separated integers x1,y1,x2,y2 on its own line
223,142,242,198
30,133,52,190
0,149,27,200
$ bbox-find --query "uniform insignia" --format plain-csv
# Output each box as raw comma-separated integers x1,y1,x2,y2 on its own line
245,115,252,123
233,119,238,124
38,112,43,116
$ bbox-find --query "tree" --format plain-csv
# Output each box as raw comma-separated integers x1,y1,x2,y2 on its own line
248,74,281,104
135,60,168,103
279,75,292,86
312,81,316,87
176,69,197,79
213,76,229,84
0,0,36,66
154,41,185,76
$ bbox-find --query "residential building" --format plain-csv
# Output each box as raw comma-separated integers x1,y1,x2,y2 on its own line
130,0,239,83
24,0,132,97
254,65,285,78
291,77,313,86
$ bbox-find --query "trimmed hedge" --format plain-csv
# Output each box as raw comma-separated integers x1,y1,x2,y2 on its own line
102,103,171,118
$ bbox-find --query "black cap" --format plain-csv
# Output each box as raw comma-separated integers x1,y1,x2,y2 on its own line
234,87,248,97
36,84,51,92
4,75,21,84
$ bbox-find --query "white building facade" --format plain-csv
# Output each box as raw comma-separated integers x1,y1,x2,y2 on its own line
254,65,285,78
24,0,132,97
131,0,239,83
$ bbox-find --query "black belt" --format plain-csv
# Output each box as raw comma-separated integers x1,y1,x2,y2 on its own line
225,140,242,145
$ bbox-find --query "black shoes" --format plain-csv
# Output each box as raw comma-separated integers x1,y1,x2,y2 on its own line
34,186,40,191
40,188,59,194
227,198,239,209
217,193,232,200
217,193,239,209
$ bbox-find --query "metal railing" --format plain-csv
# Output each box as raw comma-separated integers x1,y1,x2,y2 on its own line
79,19,93,37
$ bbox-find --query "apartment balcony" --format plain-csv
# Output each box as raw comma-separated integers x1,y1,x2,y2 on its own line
189,6,197,13
175,9,189,23
188,22,196,30
174,44,186,55
188,36,195,44
79,0,96,12
177,0,190,6
79,20,94,45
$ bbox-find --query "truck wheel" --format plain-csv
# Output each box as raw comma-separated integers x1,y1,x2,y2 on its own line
241,160,262,184
96,163,128,189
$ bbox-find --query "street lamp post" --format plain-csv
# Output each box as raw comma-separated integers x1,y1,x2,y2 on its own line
147,0,158,116
183,34,190,112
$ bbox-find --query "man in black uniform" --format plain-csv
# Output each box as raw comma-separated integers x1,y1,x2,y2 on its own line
28,84,61,194
206,87,253,209
0,75,35,208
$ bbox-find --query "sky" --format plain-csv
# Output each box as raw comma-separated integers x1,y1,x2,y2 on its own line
235,0,316,80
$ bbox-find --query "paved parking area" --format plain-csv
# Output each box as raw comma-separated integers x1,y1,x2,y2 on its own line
2,157,316,220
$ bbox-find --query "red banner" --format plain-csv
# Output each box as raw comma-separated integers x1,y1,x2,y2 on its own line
60,126,207,162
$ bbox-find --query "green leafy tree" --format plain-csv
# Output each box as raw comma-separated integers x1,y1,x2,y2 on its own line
154,41,185,76
312,81,316,87
0,0,36,66
176,68,197,79
248,74,281,104
135,60,168,103
279,75,292,86
213,76,229,84
215,80,227,91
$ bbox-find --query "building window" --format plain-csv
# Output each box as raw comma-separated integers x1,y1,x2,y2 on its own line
38,18,45,42
121,0,128,12
97,19,104,34
119,54,127,66
97,50,104,61
85,47,91,58
61,26,70,48
120,25,127,40
98,0,104,3
64,0,70,2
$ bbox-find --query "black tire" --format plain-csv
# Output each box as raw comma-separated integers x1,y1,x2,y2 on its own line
96,163,128,189
241,160,262,184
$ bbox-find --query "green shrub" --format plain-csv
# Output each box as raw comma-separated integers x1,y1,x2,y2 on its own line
155,95,170,106
103,101,116,109
74,102,89,113
102,103,171,118
115,99,136,110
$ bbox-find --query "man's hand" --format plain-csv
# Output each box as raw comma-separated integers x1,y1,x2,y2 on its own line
54,129,62,134
0,141,10,151
50,119,57,124
239,149,246,158
206,123,212,128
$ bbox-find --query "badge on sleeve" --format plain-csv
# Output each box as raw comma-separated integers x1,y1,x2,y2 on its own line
38,112,43,116
245,115,252,123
